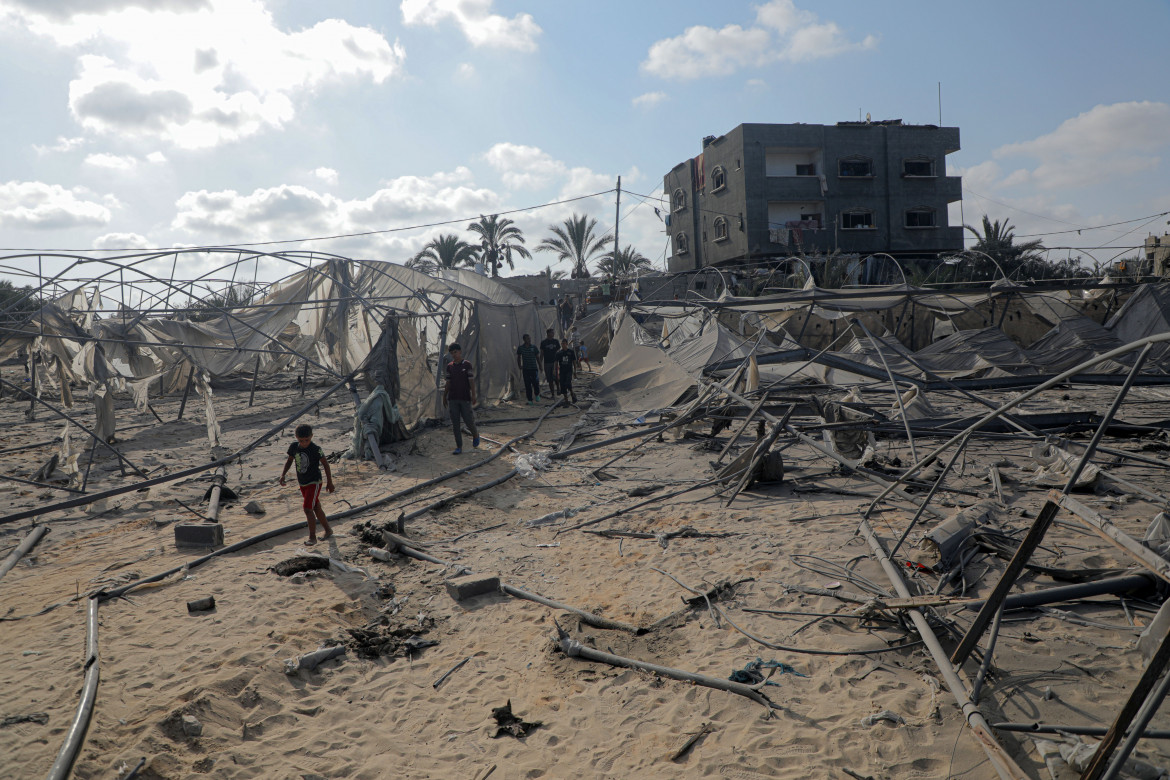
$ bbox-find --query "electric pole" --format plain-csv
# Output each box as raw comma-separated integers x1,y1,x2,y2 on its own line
613,176,621,296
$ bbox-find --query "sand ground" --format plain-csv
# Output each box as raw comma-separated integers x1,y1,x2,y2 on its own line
3,367,1170,779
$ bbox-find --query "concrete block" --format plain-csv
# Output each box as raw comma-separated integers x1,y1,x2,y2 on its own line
244,501,265,515
175,523,224,548
445,573,500,602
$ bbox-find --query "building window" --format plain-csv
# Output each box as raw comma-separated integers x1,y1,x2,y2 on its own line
672,188,687,212
903,157,935,177
841,210,875,230
714,216,729,242
838,157,874,178
711,166,727,192
675,232,688,255
905,207,936,228
795,163,817,176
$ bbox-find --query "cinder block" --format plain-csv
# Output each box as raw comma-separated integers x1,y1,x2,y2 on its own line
175,523,224,548
445,573,500,602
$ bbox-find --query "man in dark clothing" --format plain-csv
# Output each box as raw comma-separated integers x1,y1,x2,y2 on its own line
555,337,578,404
516,333,541,404
539,327,560,398
560,297,574,329
442,343,479,454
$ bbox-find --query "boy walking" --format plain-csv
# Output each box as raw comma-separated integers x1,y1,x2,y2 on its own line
279,424,334,545
443,342,480,454
539,327,560,398
516,333,542,404
555,337,578,404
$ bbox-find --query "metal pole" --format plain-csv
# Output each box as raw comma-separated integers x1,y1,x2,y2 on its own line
247,355,261,407
206,467,227,522
613,176,621,293
176,370,194,421
951,344,1153,667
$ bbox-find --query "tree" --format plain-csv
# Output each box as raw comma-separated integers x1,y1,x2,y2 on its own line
188,282,256,322
0,279,39,324
543,265,568,280
535,213,613,279
467,214,531,277
963,216,1047,281
596,244,654,280
408,233,478,276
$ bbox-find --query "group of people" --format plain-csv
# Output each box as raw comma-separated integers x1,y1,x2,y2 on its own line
280,322,591,544
516,326,586,407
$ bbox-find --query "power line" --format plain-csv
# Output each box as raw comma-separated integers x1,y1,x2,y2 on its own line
964,188,1170,238
0,189,616,254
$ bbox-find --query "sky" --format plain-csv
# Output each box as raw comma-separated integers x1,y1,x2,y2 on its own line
1,0,1169,290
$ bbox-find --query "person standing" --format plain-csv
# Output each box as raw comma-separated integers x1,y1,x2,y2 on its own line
539,327,560,398
560,297,574,329
571,325,592,372
555,337,578,404
442,343,479,455
279,424,334,545
516,333,542,405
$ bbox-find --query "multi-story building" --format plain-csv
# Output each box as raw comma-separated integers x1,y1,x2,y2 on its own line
663,120,964,272
1146,233,1170,277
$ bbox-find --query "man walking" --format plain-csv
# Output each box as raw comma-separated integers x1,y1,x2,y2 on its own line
539,327,560,399
442,343,479,455
555,337,578,405
516,333,542,405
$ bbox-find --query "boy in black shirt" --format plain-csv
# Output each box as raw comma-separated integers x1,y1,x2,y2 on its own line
539,327,560,398
555,338,578,404
280,423,335,545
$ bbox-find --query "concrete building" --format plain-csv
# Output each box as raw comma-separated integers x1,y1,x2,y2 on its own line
1146,233,1170,277
663,120,964,272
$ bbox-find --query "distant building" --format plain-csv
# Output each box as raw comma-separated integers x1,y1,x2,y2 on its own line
663,120,964,272
1146,233,1170,277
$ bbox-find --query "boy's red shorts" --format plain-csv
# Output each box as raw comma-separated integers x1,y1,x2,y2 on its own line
299,482,323,510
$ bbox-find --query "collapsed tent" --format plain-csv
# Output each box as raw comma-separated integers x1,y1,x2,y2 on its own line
590,282,1170,413
0,252,564,464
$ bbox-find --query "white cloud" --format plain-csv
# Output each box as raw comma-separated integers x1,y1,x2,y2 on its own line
483,143,567,190
312,167,339,186
632,91,667,109
401,0,540,51
456,62,476,80
170,168,500,252
146,151,167,163
993,101,1170,191
93,231,151,249
642,0,876,80
5,0,406,149
33,135,87,155
84,152,138,170
0,181,114,229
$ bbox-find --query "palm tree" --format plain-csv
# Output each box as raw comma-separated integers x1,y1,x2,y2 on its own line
408,233,478,276
963,216,1046,281
467,214,531,277
543,265,568,280
535,213,613,279
596,244,654,280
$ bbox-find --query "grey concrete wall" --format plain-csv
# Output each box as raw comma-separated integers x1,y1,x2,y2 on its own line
664,122,963,270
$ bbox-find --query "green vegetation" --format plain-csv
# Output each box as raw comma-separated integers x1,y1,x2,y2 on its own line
536,213,613,279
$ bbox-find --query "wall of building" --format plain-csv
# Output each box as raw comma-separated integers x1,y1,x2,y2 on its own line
665,121,963,272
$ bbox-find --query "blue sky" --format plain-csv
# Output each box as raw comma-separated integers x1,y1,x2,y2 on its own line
1,0,1168,286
